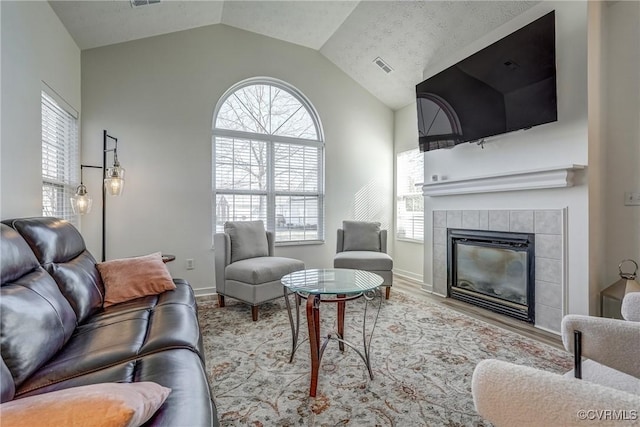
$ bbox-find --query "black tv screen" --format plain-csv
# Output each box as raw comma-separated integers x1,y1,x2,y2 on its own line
416,11,557,152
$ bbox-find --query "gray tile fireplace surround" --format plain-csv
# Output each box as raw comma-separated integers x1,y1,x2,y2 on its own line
432,209,565,333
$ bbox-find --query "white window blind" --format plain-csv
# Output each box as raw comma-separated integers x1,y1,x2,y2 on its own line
396,148,424,241
41,90,79,226
213,79,324,244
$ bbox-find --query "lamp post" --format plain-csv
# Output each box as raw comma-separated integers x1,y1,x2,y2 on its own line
70,130,125,262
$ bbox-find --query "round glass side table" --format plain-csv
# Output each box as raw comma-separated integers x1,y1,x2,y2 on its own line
281,268,383,397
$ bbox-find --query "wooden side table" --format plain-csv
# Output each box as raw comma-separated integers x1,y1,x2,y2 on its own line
161,254,176,263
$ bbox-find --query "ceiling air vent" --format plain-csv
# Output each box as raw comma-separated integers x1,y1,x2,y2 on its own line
131,0,161,7
373,57,393,74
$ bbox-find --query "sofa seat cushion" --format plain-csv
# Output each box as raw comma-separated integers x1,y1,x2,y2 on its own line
16,350,217,427
334,251,393,271
15,285,203,397
88,280,196,323
225,257,305,285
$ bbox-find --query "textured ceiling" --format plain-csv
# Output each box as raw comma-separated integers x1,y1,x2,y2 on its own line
49,1,225,50
49,0,539,110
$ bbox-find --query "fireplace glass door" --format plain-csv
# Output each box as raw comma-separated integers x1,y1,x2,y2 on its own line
455,243,528,306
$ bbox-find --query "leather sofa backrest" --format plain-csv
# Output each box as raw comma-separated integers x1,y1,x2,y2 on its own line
0,224,77,394
5,217,105,323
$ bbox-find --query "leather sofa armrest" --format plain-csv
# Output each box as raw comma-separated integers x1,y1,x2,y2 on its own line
472,359,639,427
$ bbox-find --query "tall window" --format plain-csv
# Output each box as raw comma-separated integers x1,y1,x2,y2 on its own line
396,148,424,241
213,78,324,244
41,90,79,225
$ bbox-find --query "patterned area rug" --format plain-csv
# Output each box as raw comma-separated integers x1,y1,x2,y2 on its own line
197,291,572,426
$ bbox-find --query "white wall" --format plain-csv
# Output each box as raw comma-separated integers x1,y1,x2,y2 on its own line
0,1,81,219
601,1,640,289
81,24,394,293
419,1,592,315
393,102,424,282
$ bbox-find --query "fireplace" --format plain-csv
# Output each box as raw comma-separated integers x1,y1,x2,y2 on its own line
447,228,535,323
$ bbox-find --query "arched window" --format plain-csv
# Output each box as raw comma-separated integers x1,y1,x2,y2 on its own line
213,77,324,243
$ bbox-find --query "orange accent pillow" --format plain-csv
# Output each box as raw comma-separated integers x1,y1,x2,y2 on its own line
97,252,176,307
0,382,171,427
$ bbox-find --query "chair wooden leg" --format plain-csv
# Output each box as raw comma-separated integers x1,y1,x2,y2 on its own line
385,286,391,300
251,306,259,322
217,294,225,307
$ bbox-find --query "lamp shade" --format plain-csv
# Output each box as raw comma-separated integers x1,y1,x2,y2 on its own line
104,165,125,196
70,184,93,215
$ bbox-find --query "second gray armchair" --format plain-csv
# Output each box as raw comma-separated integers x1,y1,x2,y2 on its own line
333,220,393,299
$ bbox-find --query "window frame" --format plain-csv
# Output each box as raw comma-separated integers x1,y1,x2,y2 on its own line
396,148,424,243
212,77,325,246
41,87,80,226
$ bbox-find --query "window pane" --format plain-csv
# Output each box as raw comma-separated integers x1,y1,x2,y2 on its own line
215,86,270,134
271,88,317,139
396,149,424,241
274,143,319,193
41,91,78,225
275,195,319,242
215,138,267,191
215,194,267,233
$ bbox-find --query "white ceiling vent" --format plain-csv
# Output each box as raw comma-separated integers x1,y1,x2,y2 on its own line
373,57,393,74
130,0,161,8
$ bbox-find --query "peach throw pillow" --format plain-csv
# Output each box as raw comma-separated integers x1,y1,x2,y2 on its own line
97,252,176,307
0,382,171,427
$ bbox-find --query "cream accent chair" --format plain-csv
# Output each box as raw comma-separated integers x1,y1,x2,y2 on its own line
472,292,640,427
333,221,393,299
214,220,304,321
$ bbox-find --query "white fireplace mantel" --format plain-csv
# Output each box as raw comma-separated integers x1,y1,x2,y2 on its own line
422,164,586,197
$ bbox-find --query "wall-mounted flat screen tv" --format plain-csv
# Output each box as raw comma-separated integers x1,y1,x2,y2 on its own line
416,11,557,152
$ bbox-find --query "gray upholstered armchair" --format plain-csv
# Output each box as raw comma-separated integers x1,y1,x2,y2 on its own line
214,220,304,321
333,220,393,299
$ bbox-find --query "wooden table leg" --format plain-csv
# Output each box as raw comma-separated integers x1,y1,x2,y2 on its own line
307,294,321,397
337,294,345,352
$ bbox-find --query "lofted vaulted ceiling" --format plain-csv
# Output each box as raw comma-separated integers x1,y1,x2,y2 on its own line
49,0,539,110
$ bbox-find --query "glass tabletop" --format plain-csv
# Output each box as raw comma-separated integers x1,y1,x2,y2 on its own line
281,268,383,295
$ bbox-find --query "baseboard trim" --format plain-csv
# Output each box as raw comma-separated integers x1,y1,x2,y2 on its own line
421,283,434,293
393,269,423,283
534,324,561,336
193,286,217,297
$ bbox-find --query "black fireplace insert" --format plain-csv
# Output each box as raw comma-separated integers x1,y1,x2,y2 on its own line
447,228,535,323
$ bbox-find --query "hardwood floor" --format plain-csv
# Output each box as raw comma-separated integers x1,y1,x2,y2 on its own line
392,275,564,350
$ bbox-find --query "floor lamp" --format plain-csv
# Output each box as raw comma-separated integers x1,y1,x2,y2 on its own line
71,130,125,262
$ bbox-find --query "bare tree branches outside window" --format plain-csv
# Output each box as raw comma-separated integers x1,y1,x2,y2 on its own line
213,80,324,243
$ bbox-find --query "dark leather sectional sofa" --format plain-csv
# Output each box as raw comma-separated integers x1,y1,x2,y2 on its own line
0,217,218,426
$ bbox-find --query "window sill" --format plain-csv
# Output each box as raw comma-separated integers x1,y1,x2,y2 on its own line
275,240,324,247
396,237,424,244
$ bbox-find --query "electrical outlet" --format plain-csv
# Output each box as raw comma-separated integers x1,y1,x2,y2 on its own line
624,192,640,206
185,259,195,270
